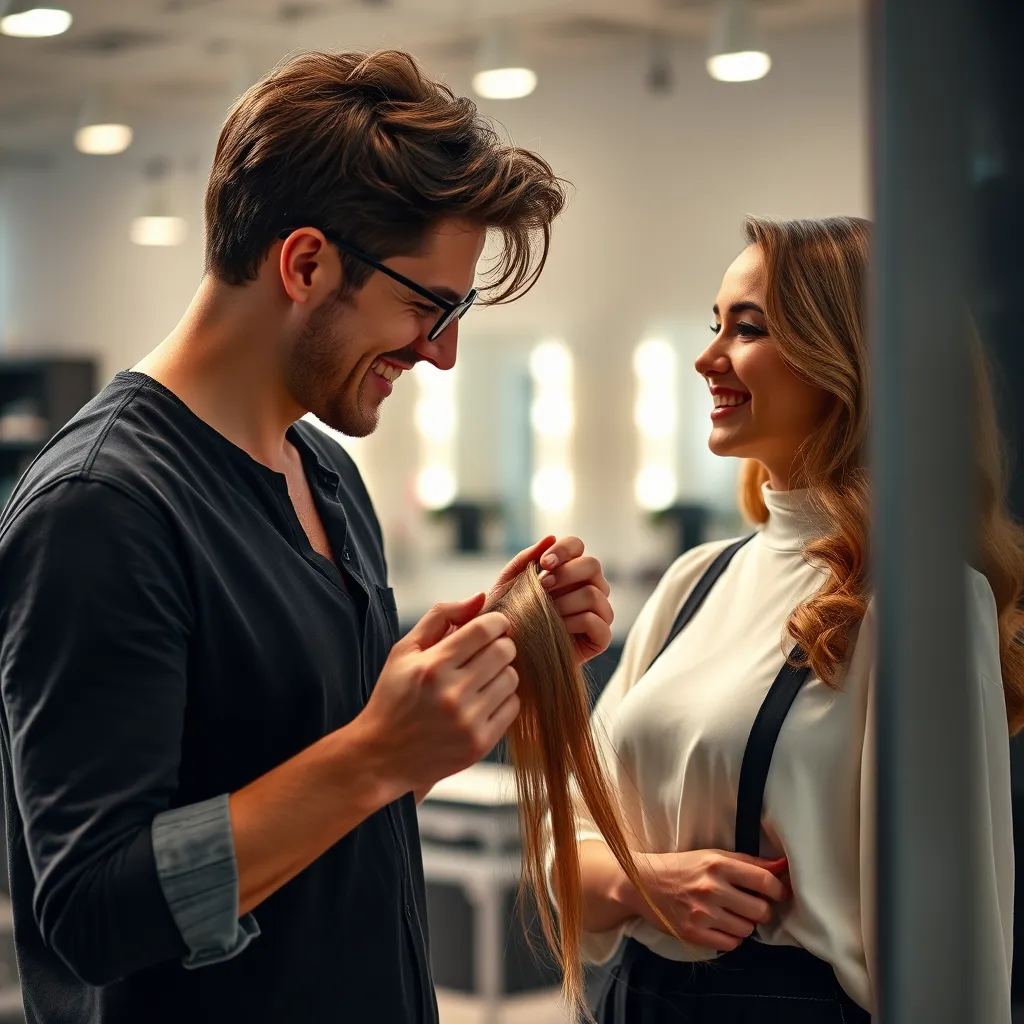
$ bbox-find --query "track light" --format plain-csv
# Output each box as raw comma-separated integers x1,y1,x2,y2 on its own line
74,92,133,155
707,0,771,83
646,32,674,94
472,25,537,101
130,159,187,247
0,2,72,37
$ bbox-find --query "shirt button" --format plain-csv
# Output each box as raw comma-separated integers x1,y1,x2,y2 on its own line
343,549,351,561
405,903,412,918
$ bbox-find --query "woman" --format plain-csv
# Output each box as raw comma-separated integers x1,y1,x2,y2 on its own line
570,217,1020,1022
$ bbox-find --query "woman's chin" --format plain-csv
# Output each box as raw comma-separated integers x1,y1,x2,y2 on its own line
707,428,746,458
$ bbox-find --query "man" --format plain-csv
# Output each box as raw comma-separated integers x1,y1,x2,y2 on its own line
0,50,614,1023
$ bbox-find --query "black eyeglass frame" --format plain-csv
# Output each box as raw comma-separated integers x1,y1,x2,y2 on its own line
277,227,478,342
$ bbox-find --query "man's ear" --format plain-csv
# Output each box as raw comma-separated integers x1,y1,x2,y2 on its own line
278,228,342,305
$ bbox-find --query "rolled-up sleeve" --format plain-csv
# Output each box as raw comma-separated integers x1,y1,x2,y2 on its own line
152,795,261,968
0,476,258,985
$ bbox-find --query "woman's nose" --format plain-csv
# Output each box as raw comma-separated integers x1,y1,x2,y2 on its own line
694,338,730,378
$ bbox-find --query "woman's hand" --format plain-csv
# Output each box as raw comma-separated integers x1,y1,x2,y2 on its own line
620,849,791,952
491,535,613,664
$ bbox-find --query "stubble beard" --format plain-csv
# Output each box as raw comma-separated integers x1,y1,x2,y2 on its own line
287,295,380,439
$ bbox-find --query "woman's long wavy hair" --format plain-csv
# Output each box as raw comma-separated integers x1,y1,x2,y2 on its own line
485,566,693,1022
738,216,1024,733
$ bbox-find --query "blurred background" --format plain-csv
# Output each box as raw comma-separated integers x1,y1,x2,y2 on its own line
0,1,1019,1022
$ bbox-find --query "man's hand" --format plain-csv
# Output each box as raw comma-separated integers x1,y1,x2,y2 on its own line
357,594,520,797
491,535,614,664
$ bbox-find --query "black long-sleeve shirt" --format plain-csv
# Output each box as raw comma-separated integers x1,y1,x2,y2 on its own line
0,370,437,1023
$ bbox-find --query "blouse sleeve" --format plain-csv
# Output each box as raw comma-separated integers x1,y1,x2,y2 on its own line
858,571,1014,1020
966,570,1014,1022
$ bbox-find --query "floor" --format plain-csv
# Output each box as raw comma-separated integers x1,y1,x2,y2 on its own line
436,988,574,1024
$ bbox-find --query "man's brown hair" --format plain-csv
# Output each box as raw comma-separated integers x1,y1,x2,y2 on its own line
205,49,566,300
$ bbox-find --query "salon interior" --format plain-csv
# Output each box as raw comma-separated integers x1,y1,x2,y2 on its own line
0,0,1021,1021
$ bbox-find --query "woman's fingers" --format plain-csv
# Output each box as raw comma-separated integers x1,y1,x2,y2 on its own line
705,907,758,940
718,856,789,902
718,888,774,926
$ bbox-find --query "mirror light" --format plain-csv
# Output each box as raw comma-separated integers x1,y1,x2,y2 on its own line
531,466,574,513
634,398,676,439
632,337,675,379
635,465,678,512
531,394,574,439
417,465,457,511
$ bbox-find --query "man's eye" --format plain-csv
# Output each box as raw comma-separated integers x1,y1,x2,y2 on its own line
414,302,441,316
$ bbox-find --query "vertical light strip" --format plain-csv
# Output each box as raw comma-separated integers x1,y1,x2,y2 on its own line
0,194,7,348
529,339,574,532
633,337,678,511
414,362,457,509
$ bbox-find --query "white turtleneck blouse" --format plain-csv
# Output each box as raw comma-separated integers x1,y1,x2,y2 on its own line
572,485,1013,1019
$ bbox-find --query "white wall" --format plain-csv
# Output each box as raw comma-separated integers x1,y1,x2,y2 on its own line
0,19,868,600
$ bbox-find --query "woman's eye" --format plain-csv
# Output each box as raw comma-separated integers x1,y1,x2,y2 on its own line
709,323,721,334
737,321,768,338
414,302,441,316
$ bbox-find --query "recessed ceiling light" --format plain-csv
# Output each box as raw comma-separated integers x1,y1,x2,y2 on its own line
74,92,133,155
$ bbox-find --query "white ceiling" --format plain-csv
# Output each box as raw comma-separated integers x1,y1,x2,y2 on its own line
0,0,860,156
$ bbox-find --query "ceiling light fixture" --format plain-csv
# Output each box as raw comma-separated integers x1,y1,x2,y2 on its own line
472,25,537,101
0,2,72,37
646,32,673,94
74,92,133,155
707,0,771,83
130,158,188,247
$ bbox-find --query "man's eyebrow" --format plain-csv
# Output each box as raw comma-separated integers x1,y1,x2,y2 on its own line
425,286,464,305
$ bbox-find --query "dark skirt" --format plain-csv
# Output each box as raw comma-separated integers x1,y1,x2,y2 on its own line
595,938,871,1024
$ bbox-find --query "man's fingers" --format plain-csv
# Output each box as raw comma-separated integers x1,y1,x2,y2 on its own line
458,635,517,691
404,594,487,651
468,664,520,718
433,611,513,668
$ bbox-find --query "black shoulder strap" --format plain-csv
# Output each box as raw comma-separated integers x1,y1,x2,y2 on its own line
733,648,813,856
645,535,754,675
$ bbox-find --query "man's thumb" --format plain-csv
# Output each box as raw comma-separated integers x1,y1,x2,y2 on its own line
404,593,487,651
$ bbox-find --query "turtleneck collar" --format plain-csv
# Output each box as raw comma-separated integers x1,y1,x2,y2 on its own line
759,483,830,551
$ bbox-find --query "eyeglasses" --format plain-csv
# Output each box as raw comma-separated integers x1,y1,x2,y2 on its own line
277,227,478,342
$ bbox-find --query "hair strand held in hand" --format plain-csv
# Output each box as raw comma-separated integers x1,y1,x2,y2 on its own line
485,565,688,1021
